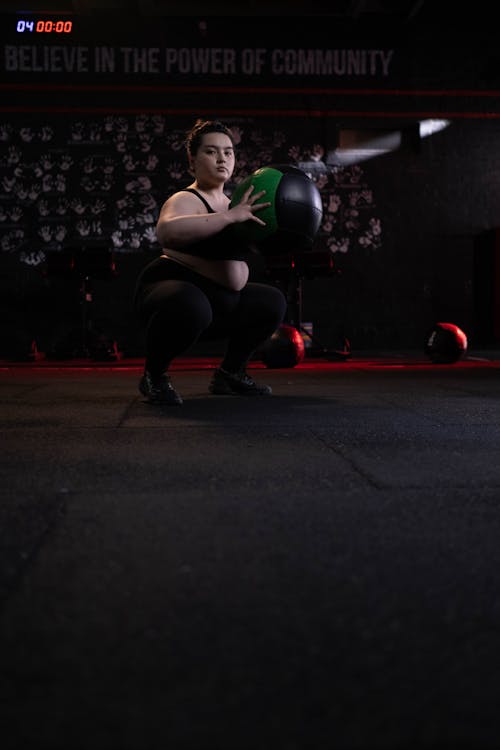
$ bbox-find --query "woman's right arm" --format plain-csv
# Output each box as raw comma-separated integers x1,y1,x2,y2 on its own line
156,187,270,249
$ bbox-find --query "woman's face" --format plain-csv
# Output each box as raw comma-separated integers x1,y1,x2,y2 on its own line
191,132,235,185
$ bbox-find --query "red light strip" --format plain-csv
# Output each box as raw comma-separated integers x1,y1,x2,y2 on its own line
1,106,499,118
1,82,500,97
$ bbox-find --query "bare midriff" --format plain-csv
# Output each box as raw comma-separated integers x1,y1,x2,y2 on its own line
162,250,249,291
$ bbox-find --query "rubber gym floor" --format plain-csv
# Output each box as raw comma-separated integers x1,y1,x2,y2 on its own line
1,350,500,750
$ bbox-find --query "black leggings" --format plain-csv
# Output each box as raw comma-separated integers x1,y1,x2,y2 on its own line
134,258,287,376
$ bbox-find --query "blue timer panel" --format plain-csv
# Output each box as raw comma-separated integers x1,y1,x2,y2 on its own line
17,19,73,34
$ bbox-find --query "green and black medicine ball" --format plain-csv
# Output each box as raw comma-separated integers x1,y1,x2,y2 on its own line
229,165,323,254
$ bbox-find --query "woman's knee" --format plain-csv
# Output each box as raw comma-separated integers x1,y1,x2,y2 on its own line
244,283,287,323
144,281,213,331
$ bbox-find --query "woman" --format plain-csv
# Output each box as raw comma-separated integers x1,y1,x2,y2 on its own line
134,119,287,405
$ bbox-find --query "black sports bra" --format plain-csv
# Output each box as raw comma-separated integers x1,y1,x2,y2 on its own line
174,187,249,261
180,188,215,214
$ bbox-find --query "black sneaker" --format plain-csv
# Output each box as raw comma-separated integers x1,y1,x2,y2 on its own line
139,371,183,405
209,367,272,396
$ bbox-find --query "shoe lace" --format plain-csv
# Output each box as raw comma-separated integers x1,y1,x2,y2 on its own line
147,372,171,394
239,372,255,386
228,370,257,387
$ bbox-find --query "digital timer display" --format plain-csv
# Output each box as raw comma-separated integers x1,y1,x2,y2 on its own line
16,19,73,34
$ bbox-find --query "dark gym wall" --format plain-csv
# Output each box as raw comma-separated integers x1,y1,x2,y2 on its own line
312,119,500,350
1,13,500,355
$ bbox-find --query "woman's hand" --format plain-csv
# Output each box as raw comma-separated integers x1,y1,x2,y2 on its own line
229,186,271,226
